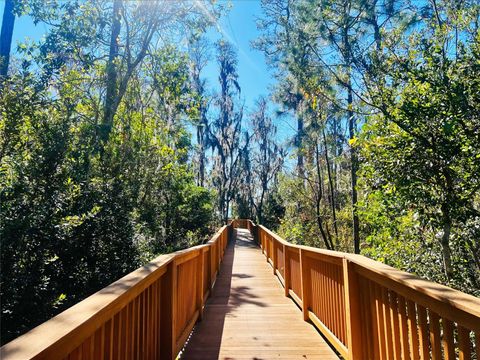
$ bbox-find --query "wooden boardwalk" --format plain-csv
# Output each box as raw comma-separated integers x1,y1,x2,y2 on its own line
181,228,339,359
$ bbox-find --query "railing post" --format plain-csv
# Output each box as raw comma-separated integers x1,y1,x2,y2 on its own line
211,242,217,284
252,224,257,244
160,261,177,360
224,228,227,249
228,224,233,245
269,235,273,262
272,238,277,274
197,250,205,321
206,246,212,294
300,249,310,321
217,236,221,269
265,232,268,258
343,258,363,360
283,244,290,297
264,231,267,254
260,229,264,253
221,231,225,257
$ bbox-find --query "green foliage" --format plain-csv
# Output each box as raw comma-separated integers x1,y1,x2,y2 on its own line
359,7,480,295
276,174,324,247
257,0,480,297
260,191,285,231
0,2,217,344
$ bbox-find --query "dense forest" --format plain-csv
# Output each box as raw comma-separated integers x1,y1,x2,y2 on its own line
1,0,479,345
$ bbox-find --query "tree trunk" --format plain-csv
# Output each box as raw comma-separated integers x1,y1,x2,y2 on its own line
441,205,453,280
218,187,225,224
315,141,333,250
348,82,360,254
333,116,339,194
323,127,339,243
343,5,360,254
0,0,15,79
225,197,230,225
296,115,305,184
197,124,205,186
441,219,453,280
258,189,265,225
367,0,381,51
196,106,207,187
101,0,122,143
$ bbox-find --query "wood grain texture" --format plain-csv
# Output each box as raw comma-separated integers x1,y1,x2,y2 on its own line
181,229,339,360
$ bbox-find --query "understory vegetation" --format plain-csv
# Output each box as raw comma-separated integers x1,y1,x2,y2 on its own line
0,0,479,344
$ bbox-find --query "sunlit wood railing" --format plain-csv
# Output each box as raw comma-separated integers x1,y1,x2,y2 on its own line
244,220,480,360
3,219,479,360
0,225,231,360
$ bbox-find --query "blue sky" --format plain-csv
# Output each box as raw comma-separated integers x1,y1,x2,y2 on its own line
1,0,295,148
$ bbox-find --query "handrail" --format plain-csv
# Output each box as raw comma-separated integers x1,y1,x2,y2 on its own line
0,224,232,360
238,219,480,360
4,219,479,360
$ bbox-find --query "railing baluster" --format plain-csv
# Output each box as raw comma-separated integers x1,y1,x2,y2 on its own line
442,318,455,360
134,295,139,359
327,262,334,335
407,300,420,360
429,311,442,359
94,324,104,360
283,245,290,297
397,295,409,360
382,288,394,359
119,305,126,360
375,284,387,359
151,282,157,360
106,318,113,360
389,292,402,359
368,280,380,359
332,264,340,339
458,326,472,360
272,237,277,274
362,278,374,358
417,305,430,360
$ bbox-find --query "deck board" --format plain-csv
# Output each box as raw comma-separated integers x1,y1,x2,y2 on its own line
180,228,339,360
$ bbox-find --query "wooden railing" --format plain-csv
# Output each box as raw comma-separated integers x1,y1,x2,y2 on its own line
3,219,479,360
246,220,480,360
0,225,231,360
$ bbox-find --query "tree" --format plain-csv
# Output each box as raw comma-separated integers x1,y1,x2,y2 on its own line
0,0,220,343
256,0,308,183
305,0,365,253
98,1,217,144
248,97,284,224
360,0,480,286
256,0,355,250
209,40,243,224
188,34,210,187
102,0,122,144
